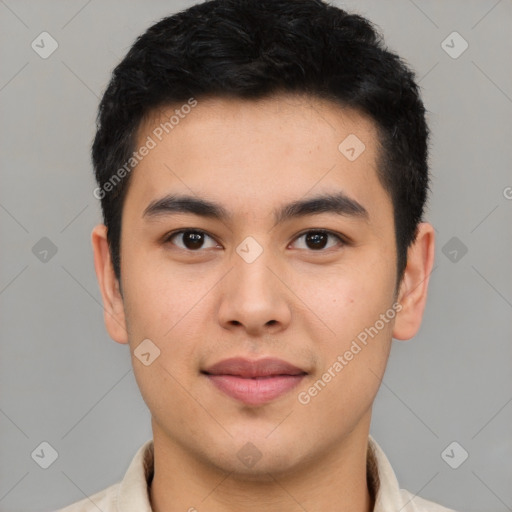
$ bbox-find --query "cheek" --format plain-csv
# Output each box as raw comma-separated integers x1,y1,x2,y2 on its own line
296,258,394,333
124,272,203,422
121,243,194,338
121,247,207,368
297,300,394,432
299,258,396,392
131,356,202,442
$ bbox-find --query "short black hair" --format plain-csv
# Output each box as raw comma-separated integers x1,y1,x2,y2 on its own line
92,0,429,284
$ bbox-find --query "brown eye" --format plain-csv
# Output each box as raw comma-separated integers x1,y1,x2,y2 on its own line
305,232,329,249
291,230,344,251
166,230,218,251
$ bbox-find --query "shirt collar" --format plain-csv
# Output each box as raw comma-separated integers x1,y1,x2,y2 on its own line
116,435,414,511
117,438,154,512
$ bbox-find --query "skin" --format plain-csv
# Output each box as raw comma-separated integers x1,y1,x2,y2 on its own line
92,94,435,512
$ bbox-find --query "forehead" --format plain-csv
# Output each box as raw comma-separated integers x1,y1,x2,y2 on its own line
124,94,390,223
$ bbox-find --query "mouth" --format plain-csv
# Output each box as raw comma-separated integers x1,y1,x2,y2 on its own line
202,357,308,406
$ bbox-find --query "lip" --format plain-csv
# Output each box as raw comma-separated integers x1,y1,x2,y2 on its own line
202,357,307,406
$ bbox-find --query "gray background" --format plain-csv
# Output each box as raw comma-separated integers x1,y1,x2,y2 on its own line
0,0,511,511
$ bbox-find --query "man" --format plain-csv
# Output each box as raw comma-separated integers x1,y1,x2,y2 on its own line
58,0,457,510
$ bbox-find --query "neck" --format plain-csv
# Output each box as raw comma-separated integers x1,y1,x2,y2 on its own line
149,421,374,512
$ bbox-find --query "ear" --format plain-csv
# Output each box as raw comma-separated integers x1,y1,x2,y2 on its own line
393,222,435,341
91,224,128,344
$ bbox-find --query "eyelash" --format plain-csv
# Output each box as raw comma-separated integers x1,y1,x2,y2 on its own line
163,228,348,252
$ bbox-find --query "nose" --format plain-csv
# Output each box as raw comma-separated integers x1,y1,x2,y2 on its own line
217,249,292,336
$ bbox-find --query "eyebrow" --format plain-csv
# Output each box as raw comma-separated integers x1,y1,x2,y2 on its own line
142,192,369,224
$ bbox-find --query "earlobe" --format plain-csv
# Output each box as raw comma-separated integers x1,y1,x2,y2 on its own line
91,224,129,344
392,223,435,341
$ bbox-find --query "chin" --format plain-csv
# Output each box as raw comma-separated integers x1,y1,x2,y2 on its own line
202,436,305,478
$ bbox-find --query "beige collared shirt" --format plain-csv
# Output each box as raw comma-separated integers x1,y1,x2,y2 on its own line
57,436,458,511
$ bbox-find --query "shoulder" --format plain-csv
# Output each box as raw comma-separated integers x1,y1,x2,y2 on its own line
399,488,459,512
368,435,459,512
55,438,154,512
55,482,120,512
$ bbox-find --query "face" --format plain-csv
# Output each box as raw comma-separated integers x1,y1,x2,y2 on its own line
96,94,418,477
